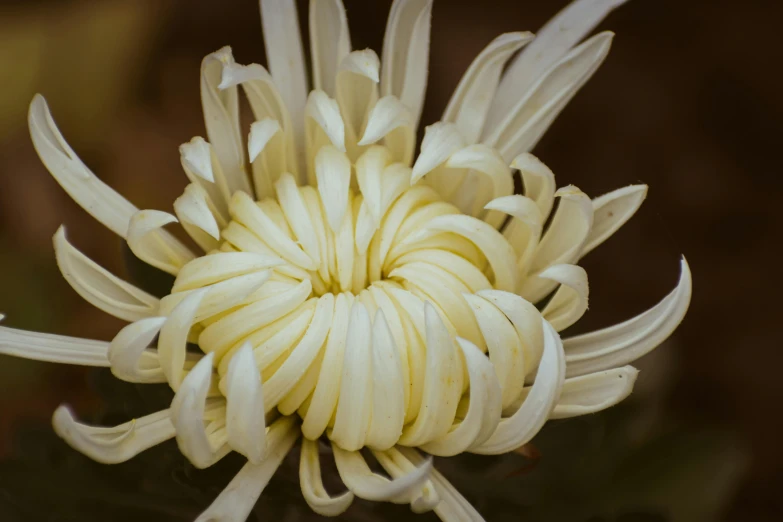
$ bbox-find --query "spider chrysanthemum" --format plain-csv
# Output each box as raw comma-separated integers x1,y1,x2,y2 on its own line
0,0,692,520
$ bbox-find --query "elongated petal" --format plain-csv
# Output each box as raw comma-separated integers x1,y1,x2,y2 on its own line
172,251,282,292
0,316,109,366
28,95,138,237
399,447,486,522
225,343,266,463
331,301,373,450
126,210,196,276
565,258,691,377
158,289,208,389
485,33,615,161
540,264,589,332
195,416,300,522
472,319,565,454
174,184,222,252
276,173,321,265
381,0,433,127
485,195,542,272
260,0,308,172
299,438,354,516
512,152,556,219
315,145,352,233
200,48,251,197
582,184,647,257
54,227,159,322
332,444,432,502
359,96,413,147
443,32,533,143
108,317,167,383
309,0,351,95
366,310,406,450
551,366,638,418
336,50,381,148
52,407,175,464
372,447,439,512
421,337,502,456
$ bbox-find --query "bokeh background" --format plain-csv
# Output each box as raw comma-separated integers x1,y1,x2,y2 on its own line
0,0,780,520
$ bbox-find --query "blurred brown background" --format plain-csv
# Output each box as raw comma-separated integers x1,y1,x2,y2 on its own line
0,0,780,520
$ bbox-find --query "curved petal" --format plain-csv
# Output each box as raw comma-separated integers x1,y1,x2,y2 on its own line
53,226,159,322
108,317,167,383
172,251,282,292
540,264,589,332
443,32,533,143
411,122,465,184
28,95,138,238
366,310,406,450
471,319,565,455
564,258,691,377
299,438,354,516
225,343,266,463
173,184,221,253
551,365,638,419
582,184,647,257
381,0,433,127
195,416,300,522
372,446,440,512
359,96,415,167
52,407,175,464
126,210,196,276
158,289,208,390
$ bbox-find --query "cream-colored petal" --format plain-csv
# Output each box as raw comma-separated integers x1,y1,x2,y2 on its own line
372,447,439,512
512,152,557,219
172,251,282,292
224,343,267,463
200,47,251,197
299,438,354,516
336,49,381,158
331,301,373,451
309,0,351,96
332,444,432,502
0,316,109,366
53,226,159,322
550,365,638,418
158,289,208,390
126,210,196,276
179,137,231,221
565,258,691,377
174,184,221,252
107,317,167,383
366,310,406,450
420,337,502,456
443,32,533,143
582,184,647,257
276,173,321,265
195,416,300,522
248,119,286,200
446,144,514,226
411,122,465,184
540,264,589,332
399,447,486,522
260,0,308,173
314,145,352,233
359,96,414,153
355,146,391,225
52,407,175,464
485,195,542,272
485,33,615,161
487,0,628,132
471,319,565,454
28,95,138,238
381,0,433,127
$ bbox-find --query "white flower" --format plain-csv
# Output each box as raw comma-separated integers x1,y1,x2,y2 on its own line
0,0,692,520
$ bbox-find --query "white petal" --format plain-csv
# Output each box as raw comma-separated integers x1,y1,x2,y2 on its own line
53,226,159,322
332,444,432,502
331,301,373,451
582,184,647,257
195,416,300,522
299,438,354,516
365,310,406,450
355,146,390,225
158,289,208,390
225,342,266,463
471,319,565,454
488,0,628,131
312,145,351,233
399,447,486,521
551,365,638,419
28,95,138,237
0,316,110,367
200,48,251,197
372,447,440,512
306,90,346,153
485,195,542,272
443,32,533,143
126,210,196,276
564,258,691,377
540,264,589,332
52,407,175,464
421,337,502,456
411,122,465,184
180,136,215,182
174,184,221,252
172,251,282,292
275,173,321,265
512,152,556,219
260,0,308,172
485,33,615,161
170,353,226,468
336,50,381,156
248,118,282,164
359,96,413,147
381,0,433,127
108,317,167,383
309,0,351,96
446,144,514,226
398,303,462,446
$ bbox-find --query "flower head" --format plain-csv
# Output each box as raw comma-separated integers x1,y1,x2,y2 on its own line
0,0,691,520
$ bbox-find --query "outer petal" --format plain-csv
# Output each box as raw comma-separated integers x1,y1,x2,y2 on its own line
299,438,354,516
0,316,110,366
309,0,351,95
582,184,647,257
550,365,638,418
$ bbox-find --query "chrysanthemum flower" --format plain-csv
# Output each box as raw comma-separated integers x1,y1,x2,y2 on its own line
0,0,692,520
